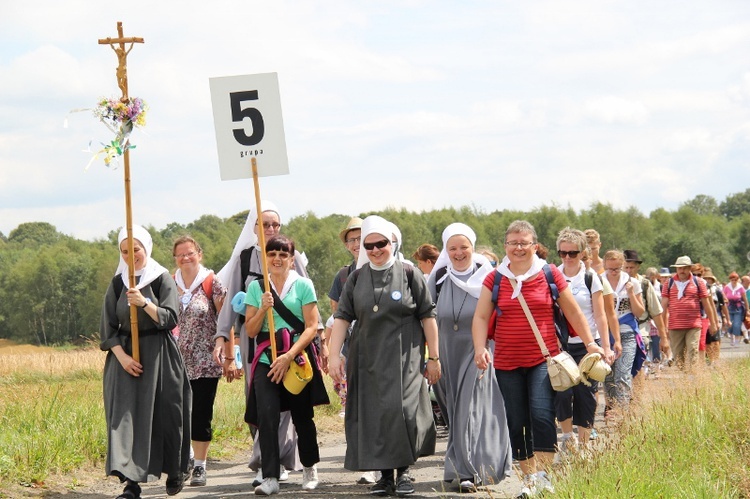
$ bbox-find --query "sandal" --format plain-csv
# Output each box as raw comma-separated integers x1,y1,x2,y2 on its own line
116,480,141,499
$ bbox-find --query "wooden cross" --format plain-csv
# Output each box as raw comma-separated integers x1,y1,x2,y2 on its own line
98,22,145,361
98,22,144,102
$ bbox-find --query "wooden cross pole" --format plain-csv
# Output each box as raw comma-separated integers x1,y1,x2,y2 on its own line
98,22,145,361
251,157,278,361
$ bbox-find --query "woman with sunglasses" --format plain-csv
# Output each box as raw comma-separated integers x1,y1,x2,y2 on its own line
427,223,512,492
328,215,440,497
554,228,613,453
602,250,644,414
243,235,329,495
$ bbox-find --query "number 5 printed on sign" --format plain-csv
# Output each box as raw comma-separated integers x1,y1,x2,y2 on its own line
209,73,289,180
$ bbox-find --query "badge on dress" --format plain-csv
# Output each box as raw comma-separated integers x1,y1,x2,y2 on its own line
391,290,402,301
180,293,192,305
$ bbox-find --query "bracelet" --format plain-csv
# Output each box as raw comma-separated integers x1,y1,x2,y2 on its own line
225,357,235,361
428,357,439,361
586,341,597,348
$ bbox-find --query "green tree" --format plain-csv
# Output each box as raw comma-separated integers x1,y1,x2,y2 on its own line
720,188,750,220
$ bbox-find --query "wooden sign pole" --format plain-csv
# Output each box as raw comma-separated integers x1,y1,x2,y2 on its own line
98,22,144,362
251,157,277,361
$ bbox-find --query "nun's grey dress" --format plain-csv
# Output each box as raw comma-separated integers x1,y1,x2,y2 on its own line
100,273,192,482
428,270,512,485
335,261,437,471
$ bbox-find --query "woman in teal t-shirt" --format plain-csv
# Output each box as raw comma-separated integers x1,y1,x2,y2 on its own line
243,235,329,496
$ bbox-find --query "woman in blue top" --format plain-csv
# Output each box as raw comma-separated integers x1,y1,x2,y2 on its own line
243,235,329,496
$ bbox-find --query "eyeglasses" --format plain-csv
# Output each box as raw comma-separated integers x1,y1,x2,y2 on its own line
557,250,581,259
267,251,290,260
363,239,390,251
175,251,198,259
346,236,361,245
606,267,622,273
505,241,535,249
256,222,282,230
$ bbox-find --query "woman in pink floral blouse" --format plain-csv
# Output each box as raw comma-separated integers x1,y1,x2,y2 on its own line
173,235,227,487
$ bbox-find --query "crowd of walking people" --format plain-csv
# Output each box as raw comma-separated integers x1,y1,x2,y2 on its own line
99,211,745,498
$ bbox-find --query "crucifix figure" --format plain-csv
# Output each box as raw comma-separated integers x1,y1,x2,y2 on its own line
98,22,144,101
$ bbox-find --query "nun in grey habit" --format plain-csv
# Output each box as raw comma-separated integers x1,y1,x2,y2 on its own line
427,223,512,492
100,226,191,498
329,215,440,496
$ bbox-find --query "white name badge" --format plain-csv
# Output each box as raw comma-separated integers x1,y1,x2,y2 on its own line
209,73,290,180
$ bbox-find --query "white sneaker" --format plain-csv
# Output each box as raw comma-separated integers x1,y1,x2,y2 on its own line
559,433,579,455
357,471,377,484
302,465,319,490
279,466,289,481
536,471,554,494
515,474,537,498
254,477,279,496
252,469,263,487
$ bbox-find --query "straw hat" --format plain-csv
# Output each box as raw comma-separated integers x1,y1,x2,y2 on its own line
339,217,363,243
283,352,313,394
702,267,716,281
670,255,693,267
578,352,611,386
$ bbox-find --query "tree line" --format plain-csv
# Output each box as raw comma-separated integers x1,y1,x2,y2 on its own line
3,189,750,345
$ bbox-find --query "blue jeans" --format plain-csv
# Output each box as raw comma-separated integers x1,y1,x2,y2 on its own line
605,331,636,408
496,362,557,461
729,310,744,337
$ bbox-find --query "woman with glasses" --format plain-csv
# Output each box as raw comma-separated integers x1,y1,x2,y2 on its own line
427,223,512,492
471,221,603,499
329,215,440,497
554,228,613,453
100,226,190,498
244,235,328,495
602,250,644,413
172,235,227,486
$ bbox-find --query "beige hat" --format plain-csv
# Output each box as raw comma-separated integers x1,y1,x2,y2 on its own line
339,217,363,243
578,352,611,386
703,267,716,281
670,255,693,268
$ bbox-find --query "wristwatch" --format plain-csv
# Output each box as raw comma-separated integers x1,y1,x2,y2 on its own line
141,298,152,308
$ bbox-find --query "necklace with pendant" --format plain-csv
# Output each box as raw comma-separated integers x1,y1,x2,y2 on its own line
450,277,469,331
371,267,392,312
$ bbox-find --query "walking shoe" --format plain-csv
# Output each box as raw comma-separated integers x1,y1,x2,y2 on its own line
252,469,263,487
254,477,279,496
459,479,477,492
358,471,378,484
536,471,554,494
302,465,319,490
279,466,289,482
395,471,415,496
189,465,206,486
589,428,599,440
515,474,537,499
166,472,188,496
370,475,395,496
559,433,579,455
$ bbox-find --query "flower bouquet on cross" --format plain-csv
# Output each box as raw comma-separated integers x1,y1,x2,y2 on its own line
91,96,148,166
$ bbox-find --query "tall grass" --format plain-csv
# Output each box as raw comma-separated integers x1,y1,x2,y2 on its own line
553,359,750,497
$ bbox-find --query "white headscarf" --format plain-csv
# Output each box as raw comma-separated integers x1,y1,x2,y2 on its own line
433,223,493,299
216,200,280,285
115,225,168,290
357,215,397,270
497,253,546,299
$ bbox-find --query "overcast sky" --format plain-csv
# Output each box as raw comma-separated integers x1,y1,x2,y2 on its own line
2,1,750,240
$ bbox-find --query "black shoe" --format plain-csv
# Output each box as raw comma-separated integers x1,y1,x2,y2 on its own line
166,473,187,496
370,475,395,496
395,472,415,496
116,480,141,499
190,465,206,486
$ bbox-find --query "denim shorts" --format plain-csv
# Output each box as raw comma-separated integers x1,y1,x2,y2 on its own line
496,361,557,461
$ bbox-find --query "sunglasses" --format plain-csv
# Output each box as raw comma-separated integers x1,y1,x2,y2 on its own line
557,250,581,259
363,239,390,251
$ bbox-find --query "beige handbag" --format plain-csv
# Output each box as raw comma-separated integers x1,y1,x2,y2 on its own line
509,278,581,391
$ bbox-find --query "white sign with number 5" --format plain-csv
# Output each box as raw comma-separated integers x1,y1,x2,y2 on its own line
209,73,289,180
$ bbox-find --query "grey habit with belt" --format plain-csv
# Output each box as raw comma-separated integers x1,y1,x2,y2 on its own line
100,272,191,482
428,270,512,484
334,261,437,471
